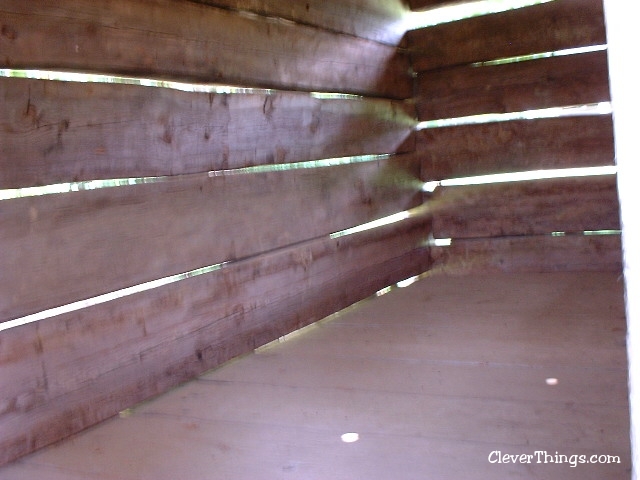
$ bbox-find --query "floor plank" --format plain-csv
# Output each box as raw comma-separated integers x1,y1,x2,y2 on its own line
0,272,630,479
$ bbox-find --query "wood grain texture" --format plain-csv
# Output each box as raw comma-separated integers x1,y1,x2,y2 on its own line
0,77,415,189
418,115,614,180
0,214,431,466
0,0,411,98
190,0,410,45
407,0,606,71
430,234,622,273
415,51,610,120
429,176,620,238
0,272,630,479
0,324,45,426
0,155,421,321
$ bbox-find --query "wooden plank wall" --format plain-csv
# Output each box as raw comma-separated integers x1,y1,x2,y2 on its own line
0,0,411,98
406,0,621,273
0,0,430,465
407,0,453,11
190,0,410,45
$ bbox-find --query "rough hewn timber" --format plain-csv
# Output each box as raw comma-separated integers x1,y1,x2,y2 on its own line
415,51,610,120
407,0,606,71
0,156,421,321
190,0,410,45
418,115,614,180
0,77,415,189
430,234,622,273
0,213,431,466
0,0,412,97
429,176,620,238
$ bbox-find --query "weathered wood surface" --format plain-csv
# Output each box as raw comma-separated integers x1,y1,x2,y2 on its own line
407,0,606,72
0,155,421,321
418,115,614,180
0,271,630,478
407,0,453,10
430,234,622,273
429,176,620,239
191,0,409,45
415,50,610,120
0,323,45,441
0,0,411,98
0,213,431,466
0,77,415,189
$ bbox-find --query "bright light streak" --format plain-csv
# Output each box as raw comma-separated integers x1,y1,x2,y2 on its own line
422,165,617,191
0,155,391,201
433,238,452,247
397,276,420,288
0,262,226,332
471,44,607,66
330,211,411,239
404,0,554,30
375,287,393,297
416,103,612,130
0,70,369,101
208,155,390,177
0,176,169,201
0,68,276,94
310,92,363,100
423,181,439,193
582,229,622,236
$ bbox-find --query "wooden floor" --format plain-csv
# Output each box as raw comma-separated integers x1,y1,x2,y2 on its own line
0,272,631,479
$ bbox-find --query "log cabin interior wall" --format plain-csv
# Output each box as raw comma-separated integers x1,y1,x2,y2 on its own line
0,0,621,466
407,0,620,272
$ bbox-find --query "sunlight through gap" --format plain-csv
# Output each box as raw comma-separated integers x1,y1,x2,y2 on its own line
416,103,612,130
0,262,227,333
0,69,367,100
422,165,617,192
0,155,391,201
404,0,554,30
471,44,607,66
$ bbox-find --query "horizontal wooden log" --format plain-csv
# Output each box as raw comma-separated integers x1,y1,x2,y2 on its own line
416,50,610,120
0,0,411,98
430,234,622,273
0,155,421,321
407,0,606,71
0,213,431,466
429,176,620,239
419,115,614,180
0,77,415,189
191,0,409,45
407,0,456,10
0,323,45,427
